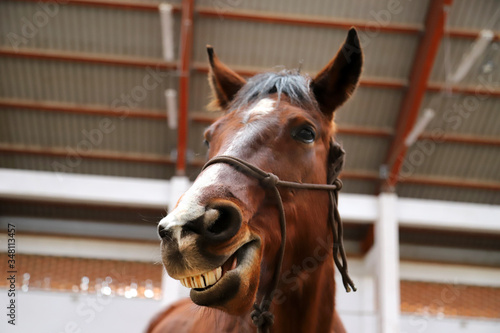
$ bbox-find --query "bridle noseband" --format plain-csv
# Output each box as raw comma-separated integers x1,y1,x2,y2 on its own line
202,155,356,333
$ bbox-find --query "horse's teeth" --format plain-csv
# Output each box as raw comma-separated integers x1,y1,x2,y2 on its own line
205,271,216,286
179,266,223,289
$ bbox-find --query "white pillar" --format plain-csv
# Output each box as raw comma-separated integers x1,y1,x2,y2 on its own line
376,192,400,333
161,176,192,306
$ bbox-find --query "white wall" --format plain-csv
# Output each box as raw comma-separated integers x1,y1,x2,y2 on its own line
335,261,500,333
337,277,500,333
400,315,500,333
2,285,499,333
0,289,162,333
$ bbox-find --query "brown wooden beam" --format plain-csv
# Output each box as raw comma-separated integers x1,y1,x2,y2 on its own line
419,132,500,146
197,7,499,42
18,0,498,42
4,99,498,146
338,126,393,138
0,98,168,120
383,0,454,191
196,7,423,34
340,170,500,192
2,144,498,192
427,82,500,98
400,175,500,192
0,143,175,165
17,0,181,12
192,63,260,78
360,78,408,90
340,171,380,182
5,45,499,98
0,47,177,70
192,63,408,89
447,28,500,42
190,111,222,124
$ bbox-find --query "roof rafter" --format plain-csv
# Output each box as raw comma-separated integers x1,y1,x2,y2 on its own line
3,98,499,146
0,47,177,70
16,0,498,41
2,144,499,192
382,0,455,192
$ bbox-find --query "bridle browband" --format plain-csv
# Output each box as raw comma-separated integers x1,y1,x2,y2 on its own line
202,155,356,333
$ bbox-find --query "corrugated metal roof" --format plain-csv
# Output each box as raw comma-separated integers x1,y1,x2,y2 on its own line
0,1,180,58
419,92,500,137
197,0,430,25
341,179,377,195
401,142,500,181
448,0,500,30
0,56,178,109
429,37,500,87
192,16,419,79
0,0,498,207
335,87,403,128
0,108,176,154
0,153,175,179
336,135,389,171
189,71,213,113
188,121,210,157
190,74,403,130
189,72,404,130
397,183,500,205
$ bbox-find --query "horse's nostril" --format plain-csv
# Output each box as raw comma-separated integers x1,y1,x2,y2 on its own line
205,201,242,242
207,208,231,235
158,224,171,240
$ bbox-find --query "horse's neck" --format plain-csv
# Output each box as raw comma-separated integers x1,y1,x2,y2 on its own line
215,247,337,332
212,259,336,333
272,255,336,332
267,195,337,332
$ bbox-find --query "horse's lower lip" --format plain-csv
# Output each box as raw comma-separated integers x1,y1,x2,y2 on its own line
189,240,260,306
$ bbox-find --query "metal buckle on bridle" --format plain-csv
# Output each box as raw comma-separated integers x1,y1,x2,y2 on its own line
202,155,355,333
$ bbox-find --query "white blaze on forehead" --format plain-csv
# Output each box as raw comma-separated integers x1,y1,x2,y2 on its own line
159,165,224,230
227,98,276,154
241,98,276,123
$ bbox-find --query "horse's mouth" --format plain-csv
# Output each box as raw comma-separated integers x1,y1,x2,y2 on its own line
177,239,261,308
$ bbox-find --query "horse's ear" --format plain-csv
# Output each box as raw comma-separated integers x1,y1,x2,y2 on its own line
207,46,246,110
311,28,363,118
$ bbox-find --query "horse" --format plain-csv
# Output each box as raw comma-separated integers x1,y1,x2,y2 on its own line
148,28,363,333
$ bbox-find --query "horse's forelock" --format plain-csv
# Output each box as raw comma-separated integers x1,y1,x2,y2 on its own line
229,71,319,113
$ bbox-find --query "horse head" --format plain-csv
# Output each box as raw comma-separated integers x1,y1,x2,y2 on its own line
158,28,363,324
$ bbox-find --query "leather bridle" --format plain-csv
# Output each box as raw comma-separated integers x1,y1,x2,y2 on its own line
202,154,356,333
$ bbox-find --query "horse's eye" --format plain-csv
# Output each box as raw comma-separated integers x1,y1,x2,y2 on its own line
293,126,316,144
204,139,210,148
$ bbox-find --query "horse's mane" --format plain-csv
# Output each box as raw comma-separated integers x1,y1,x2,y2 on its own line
229,70,318,111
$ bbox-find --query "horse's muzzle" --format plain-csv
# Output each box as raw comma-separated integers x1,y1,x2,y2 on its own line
158,199,242,245
158,199,247,280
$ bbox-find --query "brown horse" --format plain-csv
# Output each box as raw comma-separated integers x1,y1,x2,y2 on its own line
149,28,363,333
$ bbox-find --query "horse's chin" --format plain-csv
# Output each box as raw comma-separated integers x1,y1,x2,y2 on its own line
188,239,262,315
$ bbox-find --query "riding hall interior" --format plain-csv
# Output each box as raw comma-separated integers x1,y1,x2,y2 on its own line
0,0,499,332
